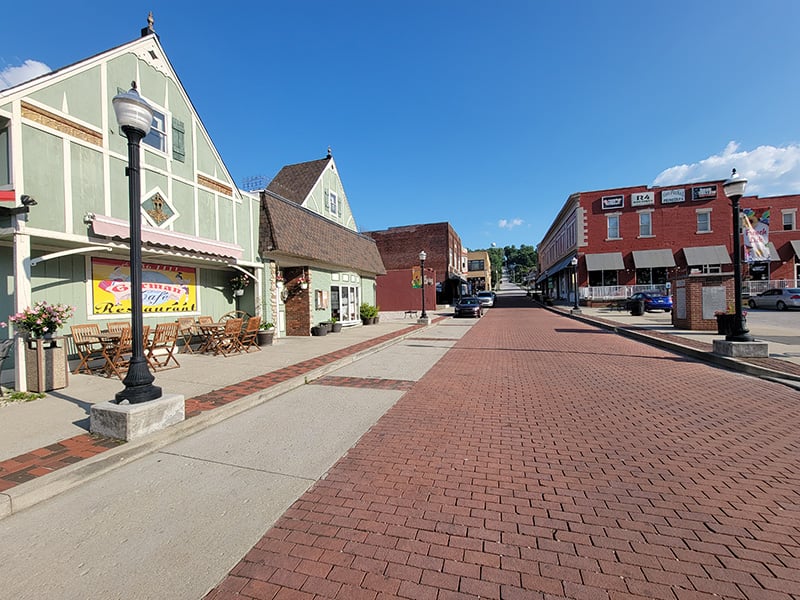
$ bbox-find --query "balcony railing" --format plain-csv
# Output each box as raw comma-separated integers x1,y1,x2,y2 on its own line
581,279,798,300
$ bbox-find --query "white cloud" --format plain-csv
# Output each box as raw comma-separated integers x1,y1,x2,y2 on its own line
653,141,800,197
0,60,51,91
498,218,524,230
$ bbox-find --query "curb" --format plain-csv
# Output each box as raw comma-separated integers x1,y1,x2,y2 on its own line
544,303,800,390
0,323,429,520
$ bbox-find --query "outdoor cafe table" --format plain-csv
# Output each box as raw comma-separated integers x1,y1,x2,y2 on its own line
92,331,122,378
197,322,225,354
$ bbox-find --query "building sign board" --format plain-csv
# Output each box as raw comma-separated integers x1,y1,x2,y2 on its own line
601,195,624,210
631,191,654,207
691,185,717,201
91,257,197,315
661,188,685,204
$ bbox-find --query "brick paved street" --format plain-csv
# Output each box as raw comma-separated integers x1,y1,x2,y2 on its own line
206,294,800,600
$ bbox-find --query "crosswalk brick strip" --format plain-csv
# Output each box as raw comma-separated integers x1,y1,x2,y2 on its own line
204,297,800,600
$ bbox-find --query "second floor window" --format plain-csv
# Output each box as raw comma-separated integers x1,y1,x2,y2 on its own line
783,211,796,231
607,215,620,239
143,109,167,153
328,191,338,216
639,212,652,237
697,211,711,233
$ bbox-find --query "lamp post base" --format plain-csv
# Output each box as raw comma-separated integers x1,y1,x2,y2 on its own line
712,339,769,358
417,316,431,325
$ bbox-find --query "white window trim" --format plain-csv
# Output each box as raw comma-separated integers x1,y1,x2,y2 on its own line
637,210,653,238
606,213,621,240
782,208,796,231
142,102,170,157
696,208,712,233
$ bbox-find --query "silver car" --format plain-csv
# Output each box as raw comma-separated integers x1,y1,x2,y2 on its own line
476,291,494,307
747,288,800,310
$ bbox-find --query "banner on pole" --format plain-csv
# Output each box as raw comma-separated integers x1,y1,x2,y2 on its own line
742,208,770,263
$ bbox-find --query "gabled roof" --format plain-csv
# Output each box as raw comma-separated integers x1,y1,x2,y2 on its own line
266,156,331,205
259,191,385,275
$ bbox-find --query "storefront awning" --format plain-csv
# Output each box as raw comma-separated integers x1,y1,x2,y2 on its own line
536,253,576,283
88,214,243,260
682,245,731,265
632,249,676,269
767,242,779,261
791,240,800,259
585,252,625,271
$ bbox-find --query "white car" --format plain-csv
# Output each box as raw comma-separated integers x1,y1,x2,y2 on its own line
748,288,800,310
476,291,495,307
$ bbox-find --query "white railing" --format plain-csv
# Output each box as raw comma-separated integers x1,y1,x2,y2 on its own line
582,279,798,300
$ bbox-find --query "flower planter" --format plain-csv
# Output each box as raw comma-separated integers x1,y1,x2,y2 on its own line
715,314,735,335
331,322,342,333
233,289,244,297
25,337,69,392
257,330,275,346
310,325,327,336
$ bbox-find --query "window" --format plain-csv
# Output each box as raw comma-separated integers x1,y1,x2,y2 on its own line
328,191,338,216
468,259,485,271
588,270,618,286
0,122,9,187
783,211,796,231
638,212,652,237
143,108,167,152
696,210,711,233
607,215,620,239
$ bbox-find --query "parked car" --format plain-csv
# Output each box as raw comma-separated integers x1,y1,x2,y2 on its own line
626,291,673,312
747,288,800,310
454,296,484,318
476,291,495,307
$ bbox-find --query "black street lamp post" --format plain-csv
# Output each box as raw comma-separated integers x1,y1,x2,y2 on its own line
722,168,754,343
570,256,580,313
113,82,162,403
419,250,428,319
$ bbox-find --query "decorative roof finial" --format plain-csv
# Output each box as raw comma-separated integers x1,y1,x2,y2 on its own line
327,146,332,158
141,11,156,37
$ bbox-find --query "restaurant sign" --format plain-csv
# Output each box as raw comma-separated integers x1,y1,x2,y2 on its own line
601,195,624,210
91,257,197,315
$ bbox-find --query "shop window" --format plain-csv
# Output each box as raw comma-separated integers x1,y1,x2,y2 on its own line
749,262,769,281
607,215,620,239
636,267,667,285
696,211,711,233
588,270,618,286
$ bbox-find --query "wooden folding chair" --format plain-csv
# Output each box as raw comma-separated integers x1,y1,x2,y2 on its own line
239,316,262,353
107,321,131,335
106,326,133,379
210,318,243,357
146,322,181,371
176,317,199,354
70,324,104,374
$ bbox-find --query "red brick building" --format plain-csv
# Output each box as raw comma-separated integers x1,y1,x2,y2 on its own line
364,222,467,308
537,179,799,302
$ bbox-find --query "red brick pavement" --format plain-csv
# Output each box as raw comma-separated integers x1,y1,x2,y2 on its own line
0,324,422,493
204,297,800,600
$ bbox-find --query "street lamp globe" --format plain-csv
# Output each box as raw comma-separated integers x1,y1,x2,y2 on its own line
419,250,426,262
418,250,428,321
723,169,747,199
112,82,154,136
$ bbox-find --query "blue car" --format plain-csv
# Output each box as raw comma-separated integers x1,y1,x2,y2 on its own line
627,291,672,312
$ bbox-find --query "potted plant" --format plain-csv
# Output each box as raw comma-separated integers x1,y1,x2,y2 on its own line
257,322,275,346
310,324,327,336
714,308,744,335
298,274,309,290
360,303,373,325
230,274,250,297
9,301,75,341
275,273,284,289
330,317,342,333
320,320,333,333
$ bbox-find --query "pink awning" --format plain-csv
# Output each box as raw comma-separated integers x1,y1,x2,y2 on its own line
89,214,243,260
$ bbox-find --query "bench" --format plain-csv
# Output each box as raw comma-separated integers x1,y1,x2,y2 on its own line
404,310,418,318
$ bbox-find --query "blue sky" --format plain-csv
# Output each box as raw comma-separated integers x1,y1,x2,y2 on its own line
2,1,799,250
